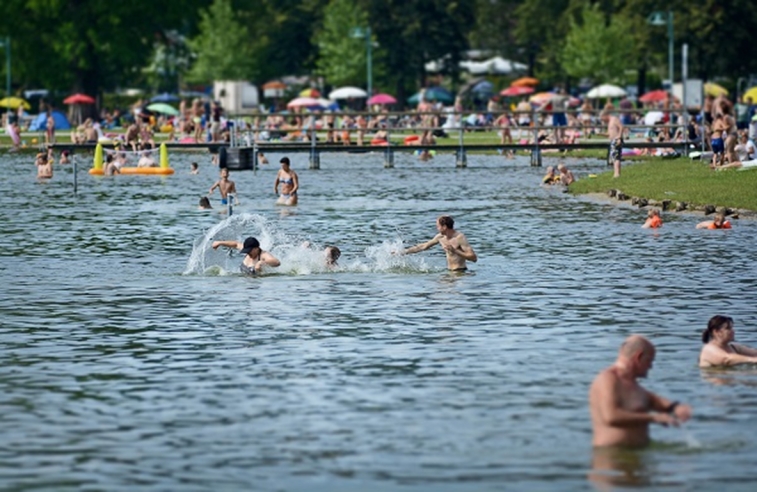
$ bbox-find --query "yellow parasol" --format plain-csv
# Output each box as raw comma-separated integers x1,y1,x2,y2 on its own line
742,86,757,102
704,82,728,97
0,96,31,110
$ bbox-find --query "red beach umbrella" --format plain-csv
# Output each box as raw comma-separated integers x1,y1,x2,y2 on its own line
500,86,535,97
639,90,670,103
63,93,96,105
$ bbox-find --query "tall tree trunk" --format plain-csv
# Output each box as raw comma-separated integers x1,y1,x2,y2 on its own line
636,66,646,99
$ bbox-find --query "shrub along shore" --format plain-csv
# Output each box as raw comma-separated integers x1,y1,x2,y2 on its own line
569,158,757,214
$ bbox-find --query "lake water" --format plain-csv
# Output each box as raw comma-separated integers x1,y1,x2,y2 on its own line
2,149,756,491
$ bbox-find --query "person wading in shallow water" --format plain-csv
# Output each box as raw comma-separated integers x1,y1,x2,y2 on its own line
274,156,299,206
398,215,477,271
589,335,692,448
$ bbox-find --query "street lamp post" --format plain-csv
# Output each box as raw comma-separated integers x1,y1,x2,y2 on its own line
648,11,674,93
350,27,372,97
0,36,10,116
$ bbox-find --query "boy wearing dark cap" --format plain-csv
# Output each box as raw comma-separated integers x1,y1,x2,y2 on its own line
211,236,280,275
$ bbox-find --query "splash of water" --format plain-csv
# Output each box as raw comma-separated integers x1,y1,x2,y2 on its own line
679,425,702,449
183,213,275,275
184,214,443,276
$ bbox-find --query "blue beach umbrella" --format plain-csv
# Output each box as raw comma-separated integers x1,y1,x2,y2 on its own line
407,86,455,105
150,92,181,103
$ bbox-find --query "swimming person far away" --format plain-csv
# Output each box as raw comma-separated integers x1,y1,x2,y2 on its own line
398,215,477,271
696,213,732,229
212,237,280,275
642,209,663,229
589,335,692,448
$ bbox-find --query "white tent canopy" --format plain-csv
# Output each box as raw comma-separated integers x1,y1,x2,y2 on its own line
425,56,527,75
328,86,368,100
586,84,627,99
461,56,527,75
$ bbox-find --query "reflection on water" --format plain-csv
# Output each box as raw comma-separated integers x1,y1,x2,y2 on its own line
589,447,655,490
1,151,757,490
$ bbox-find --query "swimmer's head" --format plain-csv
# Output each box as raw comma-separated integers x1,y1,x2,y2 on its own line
198,196,212,209
240,237,260,256
713,213,725,226
437,215,454,229
702,315,734,343
557,163,566,172
545,166,554,174
647,208,660,218
325,246,341,265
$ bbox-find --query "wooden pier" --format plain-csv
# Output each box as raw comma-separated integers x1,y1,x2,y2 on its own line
51,139,690,172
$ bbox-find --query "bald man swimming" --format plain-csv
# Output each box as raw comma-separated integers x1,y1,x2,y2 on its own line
589,335,692,448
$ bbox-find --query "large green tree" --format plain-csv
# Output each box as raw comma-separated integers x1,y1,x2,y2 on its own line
233,0,328,84
559,2,635,84
186,0,255,83
468,0,523,63
312,0,372,88
0,0,208,99
366,0,475,102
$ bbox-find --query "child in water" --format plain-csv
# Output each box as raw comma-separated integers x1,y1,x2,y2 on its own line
642,209,663,229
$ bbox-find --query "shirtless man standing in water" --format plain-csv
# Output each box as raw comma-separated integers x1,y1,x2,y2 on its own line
401,215,477,271
589,335,692,448
209,167,239,206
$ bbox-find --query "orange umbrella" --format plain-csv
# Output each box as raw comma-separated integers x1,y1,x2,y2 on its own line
529,92,555,104
511,77,539,88
263,80,286,90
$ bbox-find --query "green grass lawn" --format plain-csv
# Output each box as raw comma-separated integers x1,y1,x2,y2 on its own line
570,158,757,211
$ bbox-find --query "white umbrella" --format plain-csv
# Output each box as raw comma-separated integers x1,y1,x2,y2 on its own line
328,86,368,100
643,111,665,126
287,96,320,108
587,84,627,99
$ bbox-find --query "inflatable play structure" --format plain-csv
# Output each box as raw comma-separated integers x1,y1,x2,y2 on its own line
89,143,174,175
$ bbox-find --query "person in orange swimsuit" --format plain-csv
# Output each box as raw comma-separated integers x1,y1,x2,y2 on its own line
642,209,662,229
696,213,731,229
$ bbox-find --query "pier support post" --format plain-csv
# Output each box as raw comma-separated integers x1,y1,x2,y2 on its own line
309,150,320,169
384,147,394,168
530,146,542,167
456,148,467,168
456,126,467,167
309,127,320,169
252,142,259,171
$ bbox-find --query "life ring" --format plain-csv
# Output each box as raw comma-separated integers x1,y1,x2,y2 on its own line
404,135,420,145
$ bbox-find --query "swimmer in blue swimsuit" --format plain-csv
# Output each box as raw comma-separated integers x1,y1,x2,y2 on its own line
208,167,239,207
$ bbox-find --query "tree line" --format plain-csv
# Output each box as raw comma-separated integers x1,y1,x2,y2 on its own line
1,0,755,106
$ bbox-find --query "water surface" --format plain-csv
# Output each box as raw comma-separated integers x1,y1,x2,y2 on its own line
1,150,756,491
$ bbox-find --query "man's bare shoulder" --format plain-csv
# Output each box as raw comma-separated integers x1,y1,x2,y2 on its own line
591,366,619,389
